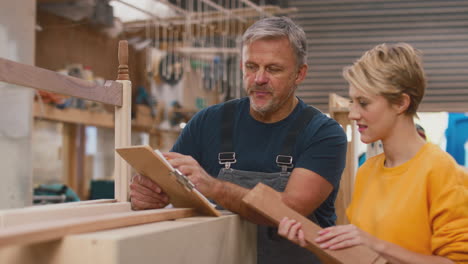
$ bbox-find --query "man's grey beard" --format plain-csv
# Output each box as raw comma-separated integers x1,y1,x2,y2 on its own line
248,87,274,115
248,85,297,116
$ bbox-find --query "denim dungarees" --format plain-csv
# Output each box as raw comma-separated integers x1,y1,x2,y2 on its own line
217,100,322,264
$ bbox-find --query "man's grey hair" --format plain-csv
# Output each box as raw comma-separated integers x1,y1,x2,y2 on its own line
242,16,307,68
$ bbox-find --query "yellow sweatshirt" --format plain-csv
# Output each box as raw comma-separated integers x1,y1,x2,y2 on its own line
347,143,468,262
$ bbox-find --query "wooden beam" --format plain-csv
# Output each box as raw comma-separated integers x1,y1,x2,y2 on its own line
0,202,130,228
328,93,356,225
0,214,257,264
0,208,196,248
34,101,168,131
114,40,132,202
34,102,114,128
0,57,123,106
242,183,387,264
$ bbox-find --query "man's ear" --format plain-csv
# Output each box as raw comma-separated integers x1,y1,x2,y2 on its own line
294,64,308,85
395,93,411,115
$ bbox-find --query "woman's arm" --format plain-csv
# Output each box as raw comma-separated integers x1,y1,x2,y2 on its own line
278,219,454,264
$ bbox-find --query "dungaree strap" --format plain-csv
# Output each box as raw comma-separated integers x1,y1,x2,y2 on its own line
219,99,320,171
277,106,321,172
219,99,239,168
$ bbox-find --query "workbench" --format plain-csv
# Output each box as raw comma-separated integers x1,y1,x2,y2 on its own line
0,212,256,264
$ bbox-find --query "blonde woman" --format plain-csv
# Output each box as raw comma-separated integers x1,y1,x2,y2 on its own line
278,43,468,263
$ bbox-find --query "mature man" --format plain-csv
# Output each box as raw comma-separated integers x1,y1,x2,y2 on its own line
130,16,347,263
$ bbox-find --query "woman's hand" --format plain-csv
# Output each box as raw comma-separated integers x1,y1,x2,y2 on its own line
315,224,380,250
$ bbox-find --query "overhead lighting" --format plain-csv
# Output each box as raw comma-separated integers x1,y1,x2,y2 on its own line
110,0,176,23
133,39,152,50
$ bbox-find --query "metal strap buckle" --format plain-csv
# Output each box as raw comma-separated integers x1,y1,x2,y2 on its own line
218,152,236,169
171,169,195,190
276,155,293,173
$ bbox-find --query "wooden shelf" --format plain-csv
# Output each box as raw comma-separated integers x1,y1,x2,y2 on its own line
34,101,114,128
33,102,164,134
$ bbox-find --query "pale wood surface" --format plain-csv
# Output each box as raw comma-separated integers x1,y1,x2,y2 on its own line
114,79,132,202
329,93,356,225
9,199,117,209
116,145,222,217
0,213,256,264
0,202,130,228
242,183,387,264
0,208,196,248
114,40,132,202
0,57,123,106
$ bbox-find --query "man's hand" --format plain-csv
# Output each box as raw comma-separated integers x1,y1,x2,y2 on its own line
163,152,218,198
129,174,170,210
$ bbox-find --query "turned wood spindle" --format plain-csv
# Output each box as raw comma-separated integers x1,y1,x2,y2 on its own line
117,40,130,81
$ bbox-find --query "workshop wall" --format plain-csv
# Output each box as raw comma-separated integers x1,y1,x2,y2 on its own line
290,0,468,113
35,9,147,95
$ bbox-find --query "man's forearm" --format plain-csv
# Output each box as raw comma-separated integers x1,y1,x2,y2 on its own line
208,179,275,226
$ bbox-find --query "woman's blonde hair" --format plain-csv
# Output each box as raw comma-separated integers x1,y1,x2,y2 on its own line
343,43,426,116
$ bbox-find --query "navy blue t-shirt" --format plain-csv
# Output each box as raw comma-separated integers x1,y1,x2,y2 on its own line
171,97,347,227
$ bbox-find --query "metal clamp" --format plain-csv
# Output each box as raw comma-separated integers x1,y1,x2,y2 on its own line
171,169,195,191
218,152,236,169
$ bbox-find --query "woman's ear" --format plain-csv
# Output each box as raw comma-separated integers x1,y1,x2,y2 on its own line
394,93,411,115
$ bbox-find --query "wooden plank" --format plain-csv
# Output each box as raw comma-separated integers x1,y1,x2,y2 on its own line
0,200,118,227
0,57,123,106
0,214,256,264
34,101,170,130
0,202,131,228
329,93,355,226
64,199,117,205
116,145,222,217
34,102,114,128
114,40,132,202
31,199,117,208
0,208,196,248
242,183,387,264
114,79,132,202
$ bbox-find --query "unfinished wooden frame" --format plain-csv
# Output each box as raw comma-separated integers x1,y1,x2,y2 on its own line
0,41,195,247
0,41,130,202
